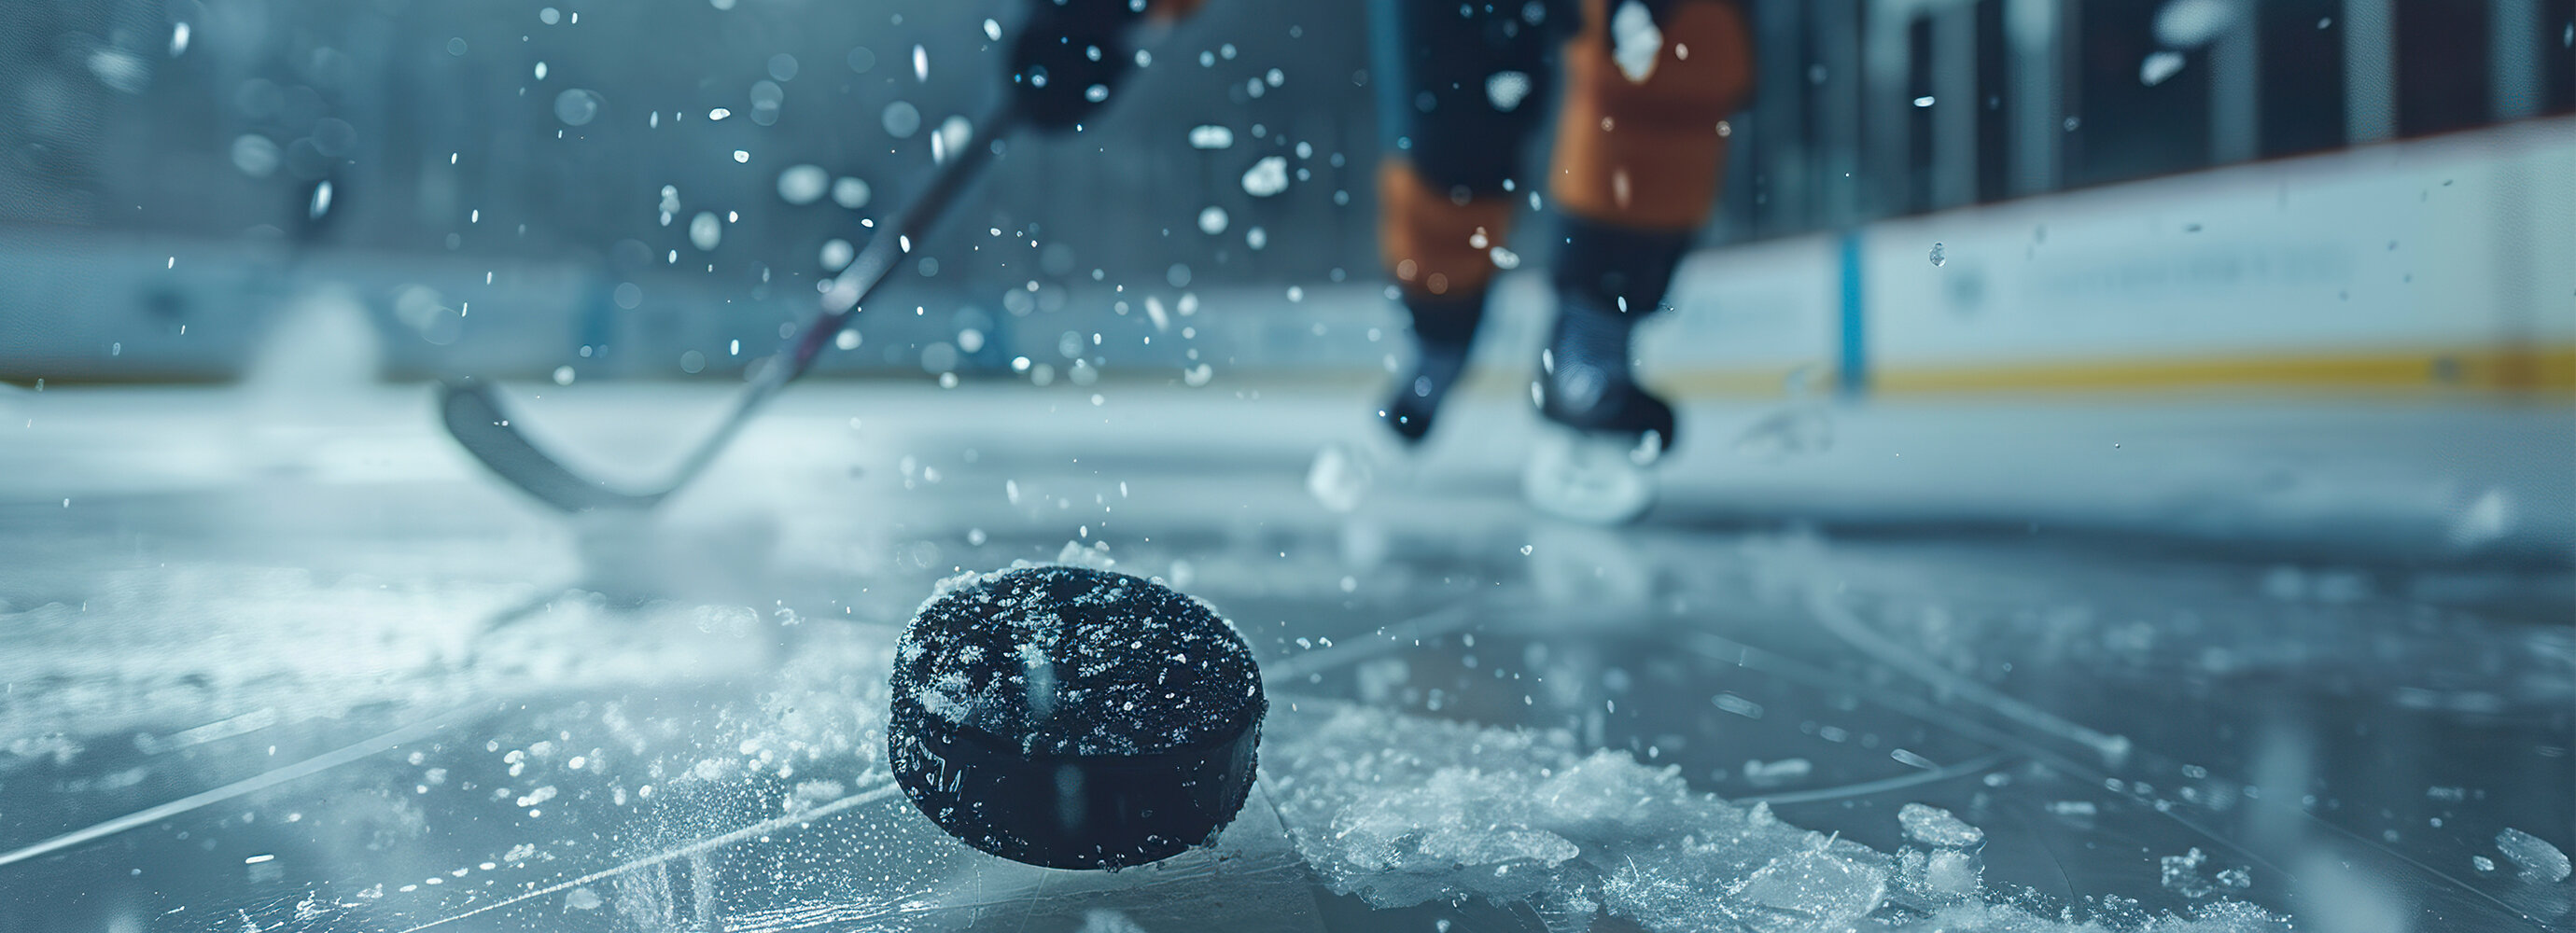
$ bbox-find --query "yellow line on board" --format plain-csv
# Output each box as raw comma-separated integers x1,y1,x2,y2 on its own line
1199,347,2576,400
1857,346,2576,396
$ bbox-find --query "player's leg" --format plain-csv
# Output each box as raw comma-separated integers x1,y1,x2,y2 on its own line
1368,0,1560,442
1540,0,1754,452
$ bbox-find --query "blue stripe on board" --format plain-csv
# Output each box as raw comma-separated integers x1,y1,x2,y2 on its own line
1838,231,1867,396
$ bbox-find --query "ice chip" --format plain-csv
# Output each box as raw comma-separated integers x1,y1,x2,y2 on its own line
1732,406,1833,460
1897,802,1984,848
2155,0,2239,47
1727,847,1888,933
1608,1,1662,82
882,101,921,139
777,164,830,204
832,176,872,209
1486,70,1532,111
2162,846,2217,898
1305,442,1373,513
1240,157,1290,197
936,116,974,159
231,134,281,178
1074,910,1149,933
2449,487,2514,547
1928,242,1947,267
553,89,604,127
1188,125,1235,149
1924,848,1980,895
2497,828,2571,883
2140,50,2188,86
1741,758,1811,787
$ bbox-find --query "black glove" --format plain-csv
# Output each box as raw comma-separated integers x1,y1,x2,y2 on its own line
1008,0,1146,130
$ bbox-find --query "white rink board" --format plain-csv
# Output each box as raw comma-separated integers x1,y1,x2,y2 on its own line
1639,116,2576,384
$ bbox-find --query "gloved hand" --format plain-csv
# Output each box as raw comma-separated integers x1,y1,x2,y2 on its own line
1008,0,1147,130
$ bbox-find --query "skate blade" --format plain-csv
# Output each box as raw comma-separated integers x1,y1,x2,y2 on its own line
1522,429,1659,525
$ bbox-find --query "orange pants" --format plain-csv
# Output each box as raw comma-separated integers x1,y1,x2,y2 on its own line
1374,0,1754,301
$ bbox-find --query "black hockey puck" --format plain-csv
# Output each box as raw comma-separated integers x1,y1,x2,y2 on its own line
888,564,1266,869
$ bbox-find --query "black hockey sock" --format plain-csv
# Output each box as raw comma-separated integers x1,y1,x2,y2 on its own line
1382,292,1485,442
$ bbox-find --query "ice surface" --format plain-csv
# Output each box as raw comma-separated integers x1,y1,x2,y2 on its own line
1265,704,2284,933
1897,802,1984,848
5,384,2564,930
2496,827,2571,883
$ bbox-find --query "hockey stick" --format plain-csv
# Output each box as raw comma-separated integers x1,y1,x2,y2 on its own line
441,105,1018,512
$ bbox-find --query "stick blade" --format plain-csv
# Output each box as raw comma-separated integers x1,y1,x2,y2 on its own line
438,378,662,513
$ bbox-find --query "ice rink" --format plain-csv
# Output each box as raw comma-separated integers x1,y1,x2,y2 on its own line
3,0,2571,926
1,377,2568,932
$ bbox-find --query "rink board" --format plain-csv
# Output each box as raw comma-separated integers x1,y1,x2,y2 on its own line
1639,116,2576,396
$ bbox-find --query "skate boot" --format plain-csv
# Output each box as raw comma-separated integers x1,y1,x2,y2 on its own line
1523,299,1673,525
1311,294,1481,513
1521,218,1690,524
1376,293,1483,445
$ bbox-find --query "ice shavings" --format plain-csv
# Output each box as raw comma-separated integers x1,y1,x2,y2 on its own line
1267,705,1889,932
1898,802,1985,848
1266,704,2288,933
2496,827,2571,884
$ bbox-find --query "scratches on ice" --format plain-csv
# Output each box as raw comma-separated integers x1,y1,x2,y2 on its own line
395,780,902,933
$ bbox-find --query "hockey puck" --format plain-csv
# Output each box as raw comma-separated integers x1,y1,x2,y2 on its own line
888,564,1266,869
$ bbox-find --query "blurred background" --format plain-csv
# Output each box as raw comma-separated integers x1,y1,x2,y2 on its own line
0,0,2569,388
